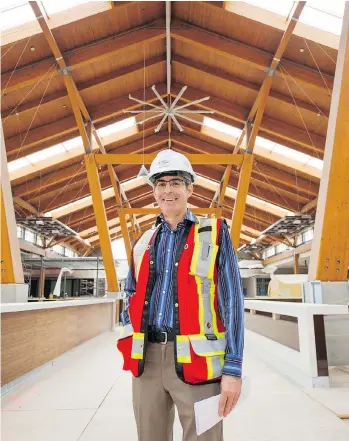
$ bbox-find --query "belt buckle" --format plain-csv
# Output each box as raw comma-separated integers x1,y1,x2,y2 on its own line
159,331,168,345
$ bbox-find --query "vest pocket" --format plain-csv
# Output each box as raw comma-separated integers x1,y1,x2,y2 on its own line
188,334,226,356
190,242,219,279
189,334,226,380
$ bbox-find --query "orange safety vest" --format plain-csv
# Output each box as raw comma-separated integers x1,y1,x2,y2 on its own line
117,217,227,385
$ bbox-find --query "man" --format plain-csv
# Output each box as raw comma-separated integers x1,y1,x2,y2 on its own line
117,150,244,441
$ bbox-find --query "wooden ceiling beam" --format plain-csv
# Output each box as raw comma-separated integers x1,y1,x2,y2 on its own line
2,21,166,94
66,182,276,232
6,85,167,160
12,132,167,198
170,142,311,206
171,83,325,156
2,55,166,120
6,81,324,161
171,134,319,197
13,197,41,216
243,2,307,154
170,19,334,91
172,55,329,118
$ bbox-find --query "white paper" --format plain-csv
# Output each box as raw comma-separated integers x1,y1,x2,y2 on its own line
194,376,250,436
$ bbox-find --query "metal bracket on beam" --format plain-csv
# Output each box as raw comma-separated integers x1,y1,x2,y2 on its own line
265,66,277,76
58,65,72,76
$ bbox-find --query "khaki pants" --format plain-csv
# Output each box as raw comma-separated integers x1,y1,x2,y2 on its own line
132,342,223,441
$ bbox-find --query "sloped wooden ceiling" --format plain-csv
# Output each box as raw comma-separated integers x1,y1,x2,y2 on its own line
1,1,336,253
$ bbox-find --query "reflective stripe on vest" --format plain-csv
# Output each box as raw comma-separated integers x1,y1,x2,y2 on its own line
131,332,145,359
120,323,134,338
133,226,159,282
190,218,220,337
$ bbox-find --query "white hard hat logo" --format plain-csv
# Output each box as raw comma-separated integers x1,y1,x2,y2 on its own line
158,160,170,168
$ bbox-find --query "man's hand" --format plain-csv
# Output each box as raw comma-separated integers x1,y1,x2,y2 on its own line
218,375,242,417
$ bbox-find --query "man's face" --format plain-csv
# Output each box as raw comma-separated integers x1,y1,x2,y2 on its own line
153,175,193,216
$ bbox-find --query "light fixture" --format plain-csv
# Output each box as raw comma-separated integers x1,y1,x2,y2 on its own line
300,48,304,52
137,164,148,179
124,85,214,133
30,46,35,52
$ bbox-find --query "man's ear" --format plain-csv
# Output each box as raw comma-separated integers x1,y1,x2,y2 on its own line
187,184,194,198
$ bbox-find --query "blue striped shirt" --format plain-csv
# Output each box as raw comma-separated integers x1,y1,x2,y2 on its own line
121,209,244,377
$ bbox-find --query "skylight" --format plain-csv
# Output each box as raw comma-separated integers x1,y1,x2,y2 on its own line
8,117,137,180
203,117,242,138
0,1,36,31
245,0,294,17
0,0,89,31
42,0,86,16
245,0,345,36
62,137,83,151
299,3,344,36
7,157,30,172
97,117,136,138
27,144,66,163
255,136,323,170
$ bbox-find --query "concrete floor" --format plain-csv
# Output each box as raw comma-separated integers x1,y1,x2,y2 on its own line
2,328,349,441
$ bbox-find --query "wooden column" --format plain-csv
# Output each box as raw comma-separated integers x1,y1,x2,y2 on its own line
38,258,45,298
0,123,24,284
308,5,349,281
294,253,300,275
230,155,254,250
84,155,120,292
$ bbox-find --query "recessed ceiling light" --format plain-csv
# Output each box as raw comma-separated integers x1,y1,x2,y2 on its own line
300,48,304,53
30,46,35,52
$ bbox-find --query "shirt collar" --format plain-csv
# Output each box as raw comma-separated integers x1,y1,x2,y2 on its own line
155,208,199,227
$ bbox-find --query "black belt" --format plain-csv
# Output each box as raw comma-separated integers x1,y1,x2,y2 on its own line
148,329,175,344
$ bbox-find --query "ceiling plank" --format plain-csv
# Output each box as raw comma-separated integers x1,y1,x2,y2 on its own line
170,19,334,91
2,22,166,94
172,55,329,118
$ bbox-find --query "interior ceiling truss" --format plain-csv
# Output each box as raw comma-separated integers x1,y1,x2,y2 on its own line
1,0,338,253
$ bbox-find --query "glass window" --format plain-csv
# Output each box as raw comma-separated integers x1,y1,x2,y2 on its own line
17,226,24,239
276,243,288,254
24,229,36,243
256,277,271,296
36,235,43,247
265,247,276,258
302,229,314,243
53,244,65,255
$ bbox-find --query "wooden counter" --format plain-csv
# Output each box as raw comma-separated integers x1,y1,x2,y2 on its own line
1,299,116,386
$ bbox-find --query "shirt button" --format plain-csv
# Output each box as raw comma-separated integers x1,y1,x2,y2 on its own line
144,301,148,305
166,270,169,273
162,290,165,294
150,261,154,265
175,263,178,266
175,303,178,308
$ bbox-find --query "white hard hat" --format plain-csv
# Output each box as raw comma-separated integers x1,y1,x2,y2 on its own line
148,149,197,185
